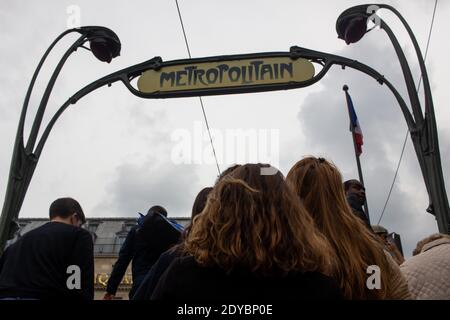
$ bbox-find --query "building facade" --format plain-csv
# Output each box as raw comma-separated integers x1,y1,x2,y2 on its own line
11,217,190,300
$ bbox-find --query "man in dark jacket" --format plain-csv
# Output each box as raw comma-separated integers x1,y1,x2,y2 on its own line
103,205,181,299
343,179,372,231
0,197,94,300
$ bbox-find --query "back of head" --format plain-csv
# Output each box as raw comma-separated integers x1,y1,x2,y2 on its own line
287,157,348,225
343,179,362,193
191,187,213,219
147,205,167,217
49,197,85,225
372,225,388,235
215,164,241,184
178,187,214,242
137,205,170,240
286,156,389,299
413,233,450,256
138,205,168,233
185,163,334,277
137,205,180,250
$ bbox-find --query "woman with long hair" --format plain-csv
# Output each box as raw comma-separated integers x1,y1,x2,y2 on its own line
151,163,342,300
133,165,240,299
286,156,411,299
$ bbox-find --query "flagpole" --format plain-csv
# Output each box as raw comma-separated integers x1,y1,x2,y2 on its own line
343,85,371,224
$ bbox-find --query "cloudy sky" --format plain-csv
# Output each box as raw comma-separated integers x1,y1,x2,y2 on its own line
1,0,449,257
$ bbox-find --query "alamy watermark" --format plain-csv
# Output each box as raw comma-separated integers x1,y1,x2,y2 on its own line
66,5,81,29
170,121,280,171
366,265,381,290
367,5,381,30
66,265,81,290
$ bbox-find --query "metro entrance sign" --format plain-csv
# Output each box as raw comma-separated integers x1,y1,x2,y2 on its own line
137,55,315,97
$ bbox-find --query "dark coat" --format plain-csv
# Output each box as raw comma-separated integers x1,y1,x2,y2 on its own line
106,212,181,297
151,256,344,301
132,247,180,300
0,222,94,300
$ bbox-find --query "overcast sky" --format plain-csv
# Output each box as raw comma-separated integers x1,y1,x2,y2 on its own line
1,0,449,257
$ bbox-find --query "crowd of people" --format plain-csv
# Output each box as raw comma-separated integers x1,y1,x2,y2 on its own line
0,157,449,300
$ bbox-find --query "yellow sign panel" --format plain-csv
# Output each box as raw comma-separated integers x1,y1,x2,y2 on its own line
137,57,314,94
94,273,132,287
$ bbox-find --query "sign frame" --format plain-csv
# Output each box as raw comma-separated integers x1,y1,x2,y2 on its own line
120,48,340,99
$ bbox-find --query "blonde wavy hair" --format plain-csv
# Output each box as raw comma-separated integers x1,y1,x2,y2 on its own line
286,156,394,299
184,163,336,277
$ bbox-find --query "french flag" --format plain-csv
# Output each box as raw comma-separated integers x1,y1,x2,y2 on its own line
345,90,364,156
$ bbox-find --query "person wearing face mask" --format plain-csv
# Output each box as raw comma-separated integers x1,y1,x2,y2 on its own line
0,197,94,300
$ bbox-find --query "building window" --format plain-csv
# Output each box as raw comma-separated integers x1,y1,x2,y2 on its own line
16,222,29,236
86,222,99,234
117,235,126,247
123,222,135,232
18,222,29,229
114,235,127,253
